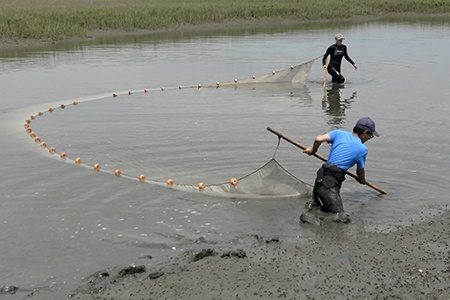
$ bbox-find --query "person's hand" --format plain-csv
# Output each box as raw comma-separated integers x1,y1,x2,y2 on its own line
358,178,367,185
353,64,358,70
303,147,315,155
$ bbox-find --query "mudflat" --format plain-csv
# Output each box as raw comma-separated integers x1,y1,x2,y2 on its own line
68,207,450,299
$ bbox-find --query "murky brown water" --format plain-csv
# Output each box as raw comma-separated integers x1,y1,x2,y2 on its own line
0,17,449,299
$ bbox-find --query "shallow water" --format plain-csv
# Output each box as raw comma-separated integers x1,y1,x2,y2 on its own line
0,17,449,299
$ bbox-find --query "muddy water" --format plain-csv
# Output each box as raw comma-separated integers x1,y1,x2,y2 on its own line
0,17,449,299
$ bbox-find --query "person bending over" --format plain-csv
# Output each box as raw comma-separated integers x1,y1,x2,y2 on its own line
303,117,379,222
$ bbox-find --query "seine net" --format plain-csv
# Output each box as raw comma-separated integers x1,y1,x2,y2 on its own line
28,57,318,199
219,56,319,86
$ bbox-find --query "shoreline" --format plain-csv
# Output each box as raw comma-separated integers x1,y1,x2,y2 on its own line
1,13,449,53
68,206,450,299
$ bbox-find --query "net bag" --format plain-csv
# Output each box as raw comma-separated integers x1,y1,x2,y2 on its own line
173,158,312,199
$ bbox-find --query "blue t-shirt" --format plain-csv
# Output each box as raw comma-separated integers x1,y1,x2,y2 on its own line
327,130,367,171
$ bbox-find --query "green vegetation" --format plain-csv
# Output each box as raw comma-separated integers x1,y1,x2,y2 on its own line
1,0,449,40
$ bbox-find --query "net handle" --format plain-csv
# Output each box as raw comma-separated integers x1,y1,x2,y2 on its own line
267,127,387,195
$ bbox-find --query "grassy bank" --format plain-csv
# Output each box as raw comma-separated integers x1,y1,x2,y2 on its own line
1,0,449,40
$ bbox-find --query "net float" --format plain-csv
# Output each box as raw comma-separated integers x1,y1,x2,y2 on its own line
230,178,238,186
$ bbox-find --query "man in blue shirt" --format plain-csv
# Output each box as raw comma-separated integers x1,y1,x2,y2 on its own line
303,117,379,222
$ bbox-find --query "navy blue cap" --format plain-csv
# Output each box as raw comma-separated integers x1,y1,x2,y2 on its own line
355,117,379,137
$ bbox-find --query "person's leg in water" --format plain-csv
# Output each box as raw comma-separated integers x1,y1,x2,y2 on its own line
327,65,345,83
315,185,343,213
299,180,325,225
300,168,349,225
315,184,350,223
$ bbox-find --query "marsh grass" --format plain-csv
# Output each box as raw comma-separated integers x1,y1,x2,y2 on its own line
1,0,449,40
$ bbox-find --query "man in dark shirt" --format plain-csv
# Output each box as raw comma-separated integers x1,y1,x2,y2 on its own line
322,33,358,84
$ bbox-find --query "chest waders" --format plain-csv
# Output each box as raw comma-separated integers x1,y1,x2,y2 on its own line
313,163,346,213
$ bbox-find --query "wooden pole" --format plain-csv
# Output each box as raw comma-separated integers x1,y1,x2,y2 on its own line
322,60,328,107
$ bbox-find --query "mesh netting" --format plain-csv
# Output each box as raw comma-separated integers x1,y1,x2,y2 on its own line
219,56,319,86
171,158,312,199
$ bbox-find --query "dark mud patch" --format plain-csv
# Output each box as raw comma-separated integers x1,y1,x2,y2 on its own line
66,214,450,300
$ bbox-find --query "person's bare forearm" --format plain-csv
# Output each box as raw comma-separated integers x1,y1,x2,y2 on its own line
356,167,366,184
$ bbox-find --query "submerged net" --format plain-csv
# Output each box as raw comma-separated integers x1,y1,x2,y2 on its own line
171,158,313,199
219,56,319,86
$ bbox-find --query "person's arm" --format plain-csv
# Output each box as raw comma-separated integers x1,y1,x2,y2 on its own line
322,46,331,66
304,133,331,155
344,46,358,70
356,166,366,184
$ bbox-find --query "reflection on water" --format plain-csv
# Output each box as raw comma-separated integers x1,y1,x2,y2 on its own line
322,84,357,127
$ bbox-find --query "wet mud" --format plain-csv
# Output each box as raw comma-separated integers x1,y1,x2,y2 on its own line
66,210,450,299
